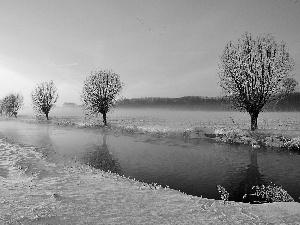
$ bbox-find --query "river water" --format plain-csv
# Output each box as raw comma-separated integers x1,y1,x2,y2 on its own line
0,119,299,202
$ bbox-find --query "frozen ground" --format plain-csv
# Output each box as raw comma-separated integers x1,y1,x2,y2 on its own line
14,108,300,151
17,107,300,131
0,138,300,224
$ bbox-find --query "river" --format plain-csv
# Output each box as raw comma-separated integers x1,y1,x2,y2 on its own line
0,117,299,202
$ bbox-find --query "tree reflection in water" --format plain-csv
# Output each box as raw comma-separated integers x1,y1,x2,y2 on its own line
82,134,121,174
225,148,265,202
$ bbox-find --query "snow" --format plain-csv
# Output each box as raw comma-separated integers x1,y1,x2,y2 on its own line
0,138,299,224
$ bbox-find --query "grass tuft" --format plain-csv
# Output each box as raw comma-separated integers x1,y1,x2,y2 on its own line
217,183,295,204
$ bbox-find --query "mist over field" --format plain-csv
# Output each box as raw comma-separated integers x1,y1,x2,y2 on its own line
19,106,85,117
18,91,300,119
18,105,300,133
116,94,300,111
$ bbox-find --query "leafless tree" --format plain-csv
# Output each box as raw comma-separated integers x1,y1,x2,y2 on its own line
1,93,24,117
219,32,295,130
83,134,121,173
81,69,124,126
282,77,299,95
31,80,59,120
0,99,3,116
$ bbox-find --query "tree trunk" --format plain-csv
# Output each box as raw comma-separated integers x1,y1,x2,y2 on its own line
46,112,49,120
103,133,107,146
250,111,259,131
103,112,107,126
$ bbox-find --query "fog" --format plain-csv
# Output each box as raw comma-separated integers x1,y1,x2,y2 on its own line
18,106,300,125
19,106,85,117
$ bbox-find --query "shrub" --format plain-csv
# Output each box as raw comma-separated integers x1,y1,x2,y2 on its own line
218,183,294,203
282,137,300,151
252,183,294,203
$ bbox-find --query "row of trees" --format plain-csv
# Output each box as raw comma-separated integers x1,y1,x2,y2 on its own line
80,32,298,130
0,81,59,120
0,71,123,126
81,32,297,130
0,32,298,131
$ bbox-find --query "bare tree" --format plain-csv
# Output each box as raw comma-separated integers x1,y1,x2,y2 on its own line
1,93,24,117
0,99,3,116
219,32,295,130
81,69,124,126
31,80,59,120
282,77,299,95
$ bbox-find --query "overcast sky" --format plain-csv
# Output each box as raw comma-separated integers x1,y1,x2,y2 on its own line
0,0,299,106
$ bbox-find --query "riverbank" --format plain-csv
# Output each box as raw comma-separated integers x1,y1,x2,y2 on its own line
12,113,300,152
0,137,299,224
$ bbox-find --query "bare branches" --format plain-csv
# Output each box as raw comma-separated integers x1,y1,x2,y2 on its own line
31,81,59,120
281,77,299,95
219,32,295,130
81,69,124,126
0,93,23,117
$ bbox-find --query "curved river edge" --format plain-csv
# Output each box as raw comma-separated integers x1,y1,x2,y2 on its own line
11,115,300,152
0,137,299,224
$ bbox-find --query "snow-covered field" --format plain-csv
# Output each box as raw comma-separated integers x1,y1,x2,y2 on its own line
0,137,300,224
15,108,300,152
18,107,300,133
1,108,300,223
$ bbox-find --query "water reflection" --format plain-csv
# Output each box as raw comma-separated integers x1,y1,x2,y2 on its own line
32,125,57,151
226,148,265,202
1,121,57,151
82,134,121,173
0,120,299,202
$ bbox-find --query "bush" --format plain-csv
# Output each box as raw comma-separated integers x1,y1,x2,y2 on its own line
251,183,294,203
217,183,294,203
282,137,300,151
215,127,253,144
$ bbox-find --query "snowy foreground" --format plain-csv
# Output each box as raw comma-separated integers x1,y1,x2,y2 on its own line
0,138,299,224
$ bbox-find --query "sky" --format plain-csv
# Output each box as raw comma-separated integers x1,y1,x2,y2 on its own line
0,0,299,106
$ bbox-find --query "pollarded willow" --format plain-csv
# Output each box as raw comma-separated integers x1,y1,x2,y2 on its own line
81,69,124,126
219,32,295,130
31,80,59,120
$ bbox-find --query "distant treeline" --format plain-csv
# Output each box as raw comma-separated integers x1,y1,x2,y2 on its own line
275,92,300,111
117,96,226,110
63,102,79,107
116,92,300,111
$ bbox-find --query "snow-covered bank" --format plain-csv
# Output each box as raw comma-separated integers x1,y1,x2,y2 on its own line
11,113,300,152
0,138,299,224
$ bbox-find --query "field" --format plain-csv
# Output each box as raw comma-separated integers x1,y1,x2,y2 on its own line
17,107,300,151
1,107,300,223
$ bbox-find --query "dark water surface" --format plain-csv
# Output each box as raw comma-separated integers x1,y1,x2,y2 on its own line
0,120,299,202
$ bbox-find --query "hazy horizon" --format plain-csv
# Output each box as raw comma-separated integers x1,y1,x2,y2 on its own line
1,0,299,107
